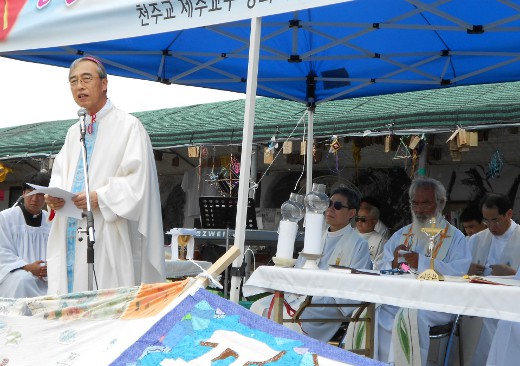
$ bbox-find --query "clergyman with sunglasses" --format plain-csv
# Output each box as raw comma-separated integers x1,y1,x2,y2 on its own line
376,177,470,366
286,187,370,341
44,56,165,295
467,193,520,366
250,187,371,343
354,205,387,269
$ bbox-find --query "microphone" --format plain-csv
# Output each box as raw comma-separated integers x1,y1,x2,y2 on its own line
78,108,87,135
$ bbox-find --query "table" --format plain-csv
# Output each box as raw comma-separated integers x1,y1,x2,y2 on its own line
243,266,520,322
165,260,212,279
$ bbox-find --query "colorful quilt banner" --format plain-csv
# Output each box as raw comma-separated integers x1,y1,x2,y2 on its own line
0,280,385,365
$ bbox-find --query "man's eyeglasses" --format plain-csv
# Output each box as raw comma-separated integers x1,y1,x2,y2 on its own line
69,75,99,87
355,216,367,223
328,200,350,210
482,216,504,227
410,200,434,210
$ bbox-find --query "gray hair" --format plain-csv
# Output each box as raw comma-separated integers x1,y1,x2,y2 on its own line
409,177,446,211
69,56,107,79
360,202,380,220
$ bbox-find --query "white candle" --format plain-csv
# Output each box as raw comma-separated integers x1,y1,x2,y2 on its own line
187,236,195,259
170,235,179,260
303,212,324,255
276,220,298,259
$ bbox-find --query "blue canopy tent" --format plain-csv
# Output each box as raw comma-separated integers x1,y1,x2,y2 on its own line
2,0,520,300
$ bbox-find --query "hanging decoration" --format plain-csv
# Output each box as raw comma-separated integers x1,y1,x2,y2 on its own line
323,136,346,175
266,134,277,155
187,146,199,158
384,123,395,153
486,150,504,179
0,162,13,183
393,138,411,160
352,138,362,183
264,132,278,164
213,154,241,197
282,140,293,154
329,135,341,153
208,147,219,183
446,127,478,161
410,149,418,178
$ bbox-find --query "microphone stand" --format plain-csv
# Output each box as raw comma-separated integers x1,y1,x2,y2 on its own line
77,110,96,291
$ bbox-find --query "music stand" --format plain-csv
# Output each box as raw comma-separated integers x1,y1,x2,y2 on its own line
199,196,257,230
199,196,257,297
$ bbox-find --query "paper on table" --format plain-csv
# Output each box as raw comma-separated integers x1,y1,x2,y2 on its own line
26,183,83,220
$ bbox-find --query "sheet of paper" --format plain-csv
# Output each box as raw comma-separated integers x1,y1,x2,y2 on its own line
27,183,83,219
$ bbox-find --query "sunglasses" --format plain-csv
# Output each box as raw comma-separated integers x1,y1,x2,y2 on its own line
328,200,350,210
355,216,367,223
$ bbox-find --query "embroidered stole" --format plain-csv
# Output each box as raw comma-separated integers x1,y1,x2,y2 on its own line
346,222,455,366
392,221,454,366
64,100,112,293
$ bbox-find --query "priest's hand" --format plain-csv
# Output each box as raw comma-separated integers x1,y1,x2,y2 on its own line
490,264,517,276
468,262,485,276
72,191,99,210
45,194,65,210
392,244,409,268
22,260,47,279
402,251,419,269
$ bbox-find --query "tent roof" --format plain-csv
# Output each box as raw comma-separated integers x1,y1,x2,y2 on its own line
3,1,520,103
1,81,519,161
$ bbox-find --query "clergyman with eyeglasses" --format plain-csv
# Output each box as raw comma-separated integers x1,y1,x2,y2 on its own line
250,187,371,343
467,193,520,366
375,177,471,366
44,56,165,295
354,203,387,269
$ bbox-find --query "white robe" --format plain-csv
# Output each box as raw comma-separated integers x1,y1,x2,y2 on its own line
47,102,165,295
357,229,386,270
469,222,520,366
250,225,371,342
377,219,471,365
0,206,50,298
375,219,391,241
485,267,520,366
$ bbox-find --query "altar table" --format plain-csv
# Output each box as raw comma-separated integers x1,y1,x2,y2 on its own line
243,266,520,322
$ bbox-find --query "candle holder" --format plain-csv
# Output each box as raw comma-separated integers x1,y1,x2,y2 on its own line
274,193,305,266
302,183,329,256
299,252,322,269
417,218,444,281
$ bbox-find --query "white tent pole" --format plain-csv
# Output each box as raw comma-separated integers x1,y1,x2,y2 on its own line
305,108,314,194
249,145,258,199
230,17,261,304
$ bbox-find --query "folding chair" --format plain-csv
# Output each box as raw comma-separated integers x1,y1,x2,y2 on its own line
283,295,375,357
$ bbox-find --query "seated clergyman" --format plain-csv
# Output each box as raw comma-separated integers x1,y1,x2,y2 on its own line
250,187,371,343
376,177,471,366
468,193,520,366
0,171,51,298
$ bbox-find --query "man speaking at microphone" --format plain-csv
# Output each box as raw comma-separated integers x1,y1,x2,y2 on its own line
45,56,165,295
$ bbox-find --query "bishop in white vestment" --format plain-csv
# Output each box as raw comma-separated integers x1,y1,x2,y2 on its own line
45,57,165,295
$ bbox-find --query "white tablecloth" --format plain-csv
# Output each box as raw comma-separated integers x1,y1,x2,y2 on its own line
165,260,212,278
243,266,520,322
